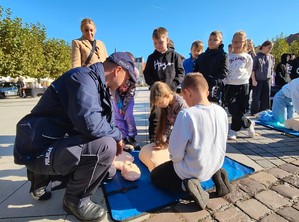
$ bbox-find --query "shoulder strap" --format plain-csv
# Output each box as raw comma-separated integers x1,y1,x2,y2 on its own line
84,40,97,66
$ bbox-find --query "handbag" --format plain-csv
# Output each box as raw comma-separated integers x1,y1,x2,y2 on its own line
84,40,97,66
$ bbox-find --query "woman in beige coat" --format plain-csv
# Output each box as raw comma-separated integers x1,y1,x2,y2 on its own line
71,18,108,68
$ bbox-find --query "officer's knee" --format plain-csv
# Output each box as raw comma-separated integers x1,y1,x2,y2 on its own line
90,137,117,159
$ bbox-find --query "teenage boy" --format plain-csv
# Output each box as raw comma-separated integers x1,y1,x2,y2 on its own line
143,27,184,142
194,31,228,104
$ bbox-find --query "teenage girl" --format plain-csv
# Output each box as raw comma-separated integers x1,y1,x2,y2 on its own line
224,31,255,140
139,81,188,171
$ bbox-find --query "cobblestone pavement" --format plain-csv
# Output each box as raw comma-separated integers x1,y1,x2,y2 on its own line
1,87,299,222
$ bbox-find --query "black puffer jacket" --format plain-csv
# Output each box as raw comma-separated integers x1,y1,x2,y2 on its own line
193,44,228,89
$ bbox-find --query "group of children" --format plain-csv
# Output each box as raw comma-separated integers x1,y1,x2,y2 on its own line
110,26,299,210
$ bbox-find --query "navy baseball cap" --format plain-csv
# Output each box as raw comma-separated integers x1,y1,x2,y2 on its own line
107,52,137,83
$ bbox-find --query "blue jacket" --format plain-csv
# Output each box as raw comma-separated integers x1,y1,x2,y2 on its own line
14,63,122,165
183,54,197,75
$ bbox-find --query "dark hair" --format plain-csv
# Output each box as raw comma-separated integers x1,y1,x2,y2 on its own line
259,40,273,50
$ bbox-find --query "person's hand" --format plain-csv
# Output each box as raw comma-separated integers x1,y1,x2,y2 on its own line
153,142,167,150
252,79,258,87
116,140,124,156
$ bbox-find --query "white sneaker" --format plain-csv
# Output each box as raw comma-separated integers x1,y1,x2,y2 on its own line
247,121,255,138
228,130,237,140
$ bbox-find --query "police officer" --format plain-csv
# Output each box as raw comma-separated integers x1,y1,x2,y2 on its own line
13,52,136,222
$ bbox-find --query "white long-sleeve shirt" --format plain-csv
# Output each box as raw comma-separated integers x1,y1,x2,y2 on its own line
224,53,253,85
282,77,299,113
169,103,228,182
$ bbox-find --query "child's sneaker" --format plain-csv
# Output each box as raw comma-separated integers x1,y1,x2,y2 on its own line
183,178,209,210
228,130,237,140
123,138,134,152
212,168,231,197
247,121,255,138
126,137,141,150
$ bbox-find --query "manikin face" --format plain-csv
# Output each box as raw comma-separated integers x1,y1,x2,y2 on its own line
153,36,168,53
208,35,222,50
82,23,96,41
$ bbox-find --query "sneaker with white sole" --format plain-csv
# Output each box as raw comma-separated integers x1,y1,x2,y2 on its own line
228,130,237,140
247,121,255,138
183,178,209,210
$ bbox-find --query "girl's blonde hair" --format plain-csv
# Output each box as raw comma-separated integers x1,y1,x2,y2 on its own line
150,81,175,147
232,31,248,53
80,18,96,32
150,81,173,109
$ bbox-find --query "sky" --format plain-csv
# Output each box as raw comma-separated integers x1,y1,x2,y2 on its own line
1,0,299,60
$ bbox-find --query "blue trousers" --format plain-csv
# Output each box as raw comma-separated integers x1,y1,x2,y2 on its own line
272,89,294,124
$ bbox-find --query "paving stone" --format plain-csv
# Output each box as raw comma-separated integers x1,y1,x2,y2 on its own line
255,159,275,169
145,212,182,222
281,157,296,163
269,158,286,166
279,163,299,174
224,186,251,204
293,202,299,211
272,184,299,199
291,159,299,166
267,168,292,179
236,199,270,220
260,213,289,222
213,207,250,222
249,171,277,187
179,209,210,222
283,174,299,188
206,197,229,212
173,202,210,222
237,178,265,196
255,190,290,210
277,206,299,222
276,146,297,152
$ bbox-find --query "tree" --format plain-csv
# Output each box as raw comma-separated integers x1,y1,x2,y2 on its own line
290,40,299,57
0,6,71,80
271,33,291,66
43,38,71,79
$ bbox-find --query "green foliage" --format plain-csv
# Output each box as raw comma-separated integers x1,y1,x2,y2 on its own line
0,6,71,80
271,33,291,66
290,41,299,57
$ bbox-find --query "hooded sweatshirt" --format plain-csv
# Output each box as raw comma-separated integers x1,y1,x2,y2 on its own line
144,48,184,91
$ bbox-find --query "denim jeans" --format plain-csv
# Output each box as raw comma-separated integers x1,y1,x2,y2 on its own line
272,89,294,124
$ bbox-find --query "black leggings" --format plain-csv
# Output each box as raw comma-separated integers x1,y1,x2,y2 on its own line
150,161,183,193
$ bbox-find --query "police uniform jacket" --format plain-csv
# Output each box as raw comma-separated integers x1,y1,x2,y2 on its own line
14,63,122,165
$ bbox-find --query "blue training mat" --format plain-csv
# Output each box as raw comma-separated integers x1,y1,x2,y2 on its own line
102,151,254,222
256,120,299,137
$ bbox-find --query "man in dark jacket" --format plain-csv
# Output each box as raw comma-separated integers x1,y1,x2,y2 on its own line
13,52,136,222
